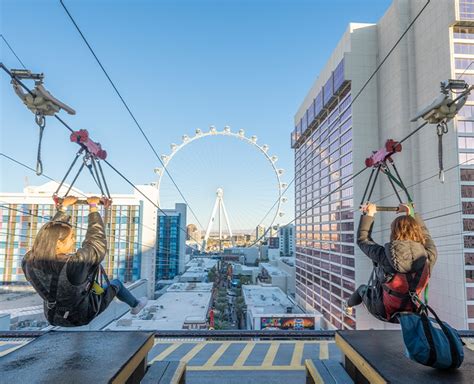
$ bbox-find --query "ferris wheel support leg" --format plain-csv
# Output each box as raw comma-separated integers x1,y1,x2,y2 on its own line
220,198,235,247
203,197,220,250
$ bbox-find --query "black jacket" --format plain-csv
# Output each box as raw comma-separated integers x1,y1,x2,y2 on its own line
23,210,108,326
357,213,437,282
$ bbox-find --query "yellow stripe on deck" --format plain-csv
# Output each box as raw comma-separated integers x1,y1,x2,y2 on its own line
319,342,329,360
233,342,255,367
262,343,279,366
151,343,183,363
180,343,207,363
291,342,304,367
202,343,231,368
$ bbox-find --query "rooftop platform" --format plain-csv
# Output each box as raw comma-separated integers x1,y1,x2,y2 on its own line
0,330,473,383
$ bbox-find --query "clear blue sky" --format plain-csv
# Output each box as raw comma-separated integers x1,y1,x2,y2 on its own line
1,0,391,230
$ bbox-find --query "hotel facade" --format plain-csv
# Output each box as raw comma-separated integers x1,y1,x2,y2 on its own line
294,0,474,330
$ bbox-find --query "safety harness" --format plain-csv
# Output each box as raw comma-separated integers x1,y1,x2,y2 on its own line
362,140,430,319
382,257,430,322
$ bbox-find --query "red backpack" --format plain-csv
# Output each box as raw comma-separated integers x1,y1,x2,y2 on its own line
382,257,430,322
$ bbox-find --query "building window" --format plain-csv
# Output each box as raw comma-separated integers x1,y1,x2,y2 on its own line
467,269,474,283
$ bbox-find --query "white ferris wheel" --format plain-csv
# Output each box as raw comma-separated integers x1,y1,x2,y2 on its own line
154,125,288,250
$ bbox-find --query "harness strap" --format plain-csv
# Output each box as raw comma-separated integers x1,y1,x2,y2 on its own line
383,262,426,313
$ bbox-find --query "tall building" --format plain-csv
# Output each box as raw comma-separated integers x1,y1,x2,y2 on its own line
293,0,473,330
0,181,144,286
156,203,187,282
256,225,266,241
279,224,295,257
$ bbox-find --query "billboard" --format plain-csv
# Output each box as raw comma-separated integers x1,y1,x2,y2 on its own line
260,317,315,330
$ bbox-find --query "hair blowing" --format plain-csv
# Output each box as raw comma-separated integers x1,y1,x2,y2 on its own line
390,215,426,245
26,222,73,267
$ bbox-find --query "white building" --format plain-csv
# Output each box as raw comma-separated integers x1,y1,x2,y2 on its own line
259,263,294,296
227,246,260,265
293,0,473,330
179,270,208,283
279,224,295,257
107,282,213,330
256,225,266,240
185,258,218,272
0,181,158,296
232,263,260,284
242,285,322,330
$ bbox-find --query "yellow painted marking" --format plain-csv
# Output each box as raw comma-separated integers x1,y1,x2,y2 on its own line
462,339,474,352
187,365,304,371
335,333,387,384
305,359,324,384
291,342,304,367
152,340,323,344
180,343,207,362
233,342,256,367
319,341,328,360
0,344,26,357
170,361,186,384
202,343,231,368
262,342,279,366
151,342,183,363
111,335,154,384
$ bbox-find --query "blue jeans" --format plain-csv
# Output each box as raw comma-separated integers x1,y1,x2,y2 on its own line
108,279,139,308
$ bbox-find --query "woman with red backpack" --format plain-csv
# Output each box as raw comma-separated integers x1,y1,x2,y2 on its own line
345,202,437,323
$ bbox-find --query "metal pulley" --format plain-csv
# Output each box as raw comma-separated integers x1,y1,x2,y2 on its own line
9,68,76,176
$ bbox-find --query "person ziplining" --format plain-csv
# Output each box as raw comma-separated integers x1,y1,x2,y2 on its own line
345,202,436,322
0,65,148,326
22,196,147,327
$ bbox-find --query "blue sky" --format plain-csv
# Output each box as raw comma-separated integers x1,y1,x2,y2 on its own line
1,0,391,230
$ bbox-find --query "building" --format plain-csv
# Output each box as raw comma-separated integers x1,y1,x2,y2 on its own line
259,263,294,295
278,257,296,296
242,285,322,330
186,223,201,245
279,224,295,257
293,0,474,330
0,181,145,286
268,236,279,249
156,203,187,282
179,270,208,283
106,282,213,330
231,263,259,284
226,246,259,265
255,225,266,241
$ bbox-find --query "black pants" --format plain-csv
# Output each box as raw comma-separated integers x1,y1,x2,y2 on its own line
348,284,386,321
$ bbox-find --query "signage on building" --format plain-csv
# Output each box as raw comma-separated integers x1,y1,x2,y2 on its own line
261,317,315,330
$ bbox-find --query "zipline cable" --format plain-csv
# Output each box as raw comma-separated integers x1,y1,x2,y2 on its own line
0,66,205,249
252,0,432,241
59,0,206,234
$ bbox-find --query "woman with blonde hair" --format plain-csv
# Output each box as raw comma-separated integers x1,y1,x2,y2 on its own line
22,196,147,326
345,202,437,322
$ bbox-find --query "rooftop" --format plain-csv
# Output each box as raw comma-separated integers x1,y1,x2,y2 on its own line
279,257,295,267
260,263,290,277
185,258,218,271
242,285,303,315
106,282,212,330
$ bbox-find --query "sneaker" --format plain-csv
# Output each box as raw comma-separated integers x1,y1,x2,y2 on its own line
131,297,148,315
342,300,354,316
345,306,354,316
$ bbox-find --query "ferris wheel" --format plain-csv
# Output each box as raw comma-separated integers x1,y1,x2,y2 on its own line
154,125,288,250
